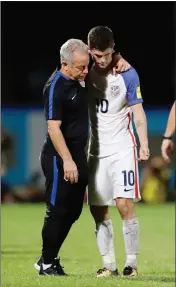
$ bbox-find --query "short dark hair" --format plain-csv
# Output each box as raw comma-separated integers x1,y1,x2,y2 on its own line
88,26,114,51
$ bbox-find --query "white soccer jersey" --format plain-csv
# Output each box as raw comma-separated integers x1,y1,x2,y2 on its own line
87,67,143,157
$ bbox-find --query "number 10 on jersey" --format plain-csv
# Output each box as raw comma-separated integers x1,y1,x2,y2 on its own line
96,98,109,113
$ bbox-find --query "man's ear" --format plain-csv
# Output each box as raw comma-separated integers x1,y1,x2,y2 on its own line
62,61,68,71
88,49,95,61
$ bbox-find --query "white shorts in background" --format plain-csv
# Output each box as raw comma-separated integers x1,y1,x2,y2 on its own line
88,147,141,206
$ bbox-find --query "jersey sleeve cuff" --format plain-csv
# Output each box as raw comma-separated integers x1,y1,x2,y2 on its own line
128,99,143,106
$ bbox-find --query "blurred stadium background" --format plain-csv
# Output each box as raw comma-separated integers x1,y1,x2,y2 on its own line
1,2,175,287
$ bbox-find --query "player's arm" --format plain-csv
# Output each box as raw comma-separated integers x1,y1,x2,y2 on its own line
161,101,175,163
163,101,175,138
127,69,149,161
47,120,71,162
44,86,78,183
131,103,149,161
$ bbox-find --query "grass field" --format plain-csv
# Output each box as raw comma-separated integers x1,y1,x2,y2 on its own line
2,203,175,287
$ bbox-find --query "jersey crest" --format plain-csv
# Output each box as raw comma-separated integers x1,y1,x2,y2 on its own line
110,85,120,97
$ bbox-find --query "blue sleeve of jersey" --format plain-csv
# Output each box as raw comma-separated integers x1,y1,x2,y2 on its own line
121,68,143,106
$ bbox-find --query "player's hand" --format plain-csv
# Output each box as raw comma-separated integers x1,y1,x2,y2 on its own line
63,159,78,184
112,56,131,75
138,146,150,162
161,139,174,163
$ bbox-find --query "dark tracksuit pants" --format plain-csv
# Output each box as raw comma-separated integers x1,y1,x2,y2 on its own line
40,152,88,264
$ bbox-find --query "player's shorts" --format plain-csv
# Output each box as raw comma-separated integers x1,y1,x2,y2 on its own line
41,152,88,220
88,147,141,206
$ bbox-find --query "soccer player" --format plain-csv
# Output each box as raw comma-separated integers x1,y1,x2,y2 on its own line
161,101,175,163
87,26,150,277
35,39,89,276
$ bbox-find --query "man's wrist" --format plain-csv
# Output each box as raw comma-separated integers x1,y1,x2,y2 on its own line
140,141,148,148
63,156,72,162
